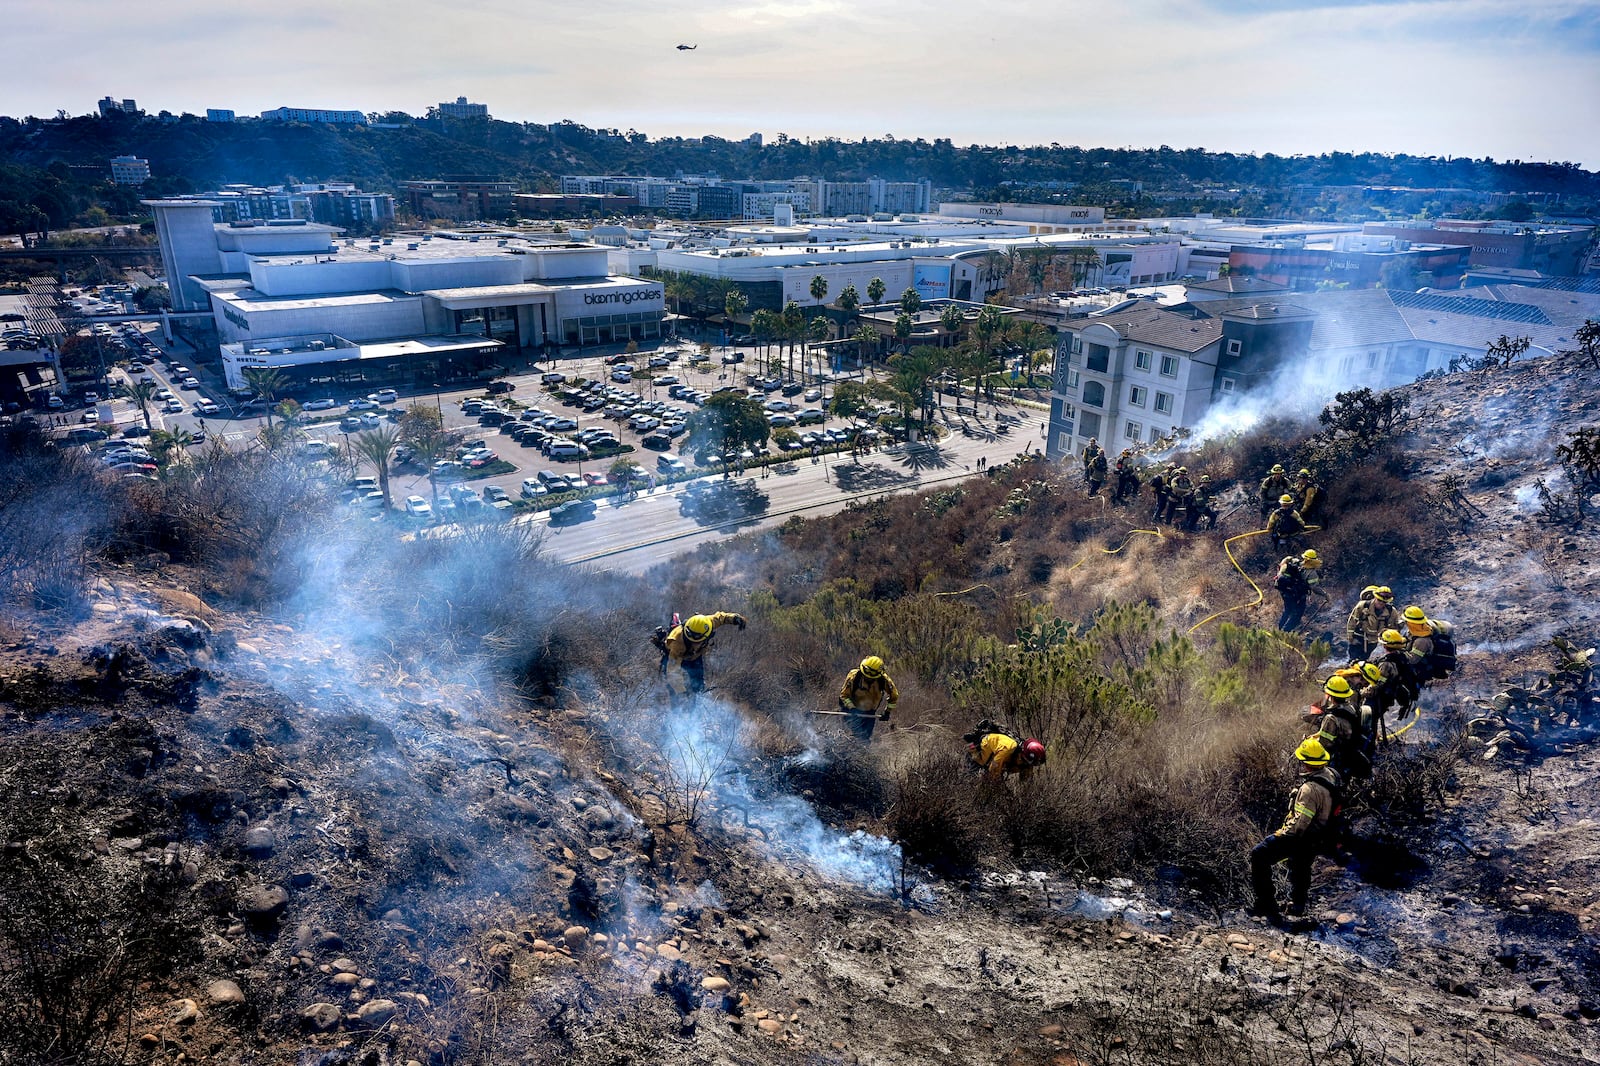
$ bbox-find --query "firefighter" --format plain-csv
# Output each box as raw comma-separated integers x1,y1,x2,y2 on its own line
1293,468,1322,520
1258,464,1292,524
1147,465,1171,524
1345,585,1400,661
838,656,899,742
1275,553,1311,633
1112,450,1140,504
1086,448,1109,498
1266,494,1307,552
1184,473,1218,531
1367,629,1423,712
963,722,1047,782
654,611,747,700
1081,438,1105,478
1303,675,1370,780
1166,466,1195,526
1248,737,1341,923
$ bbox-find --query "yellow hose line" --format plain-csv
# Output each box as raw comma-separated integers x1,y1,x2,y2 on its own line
1387,704,1423,739
933,583,998,598
1061,528,1165,575
1187,528,1270,633
1185,524,1325,637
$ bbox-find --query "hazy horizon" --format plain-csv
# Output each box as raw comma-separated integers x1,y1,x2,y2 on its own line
11,0,1599,169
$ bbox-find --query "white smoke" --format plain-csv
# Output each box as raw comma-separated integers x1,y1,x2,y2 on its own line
654,698,903,894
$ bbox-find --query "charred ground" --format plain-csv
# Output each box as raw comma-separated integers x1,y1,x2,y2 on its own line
0,354,1597,1066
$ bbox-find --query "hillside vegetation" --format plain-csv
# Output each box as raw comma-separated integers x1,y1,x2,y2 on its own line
0,353,1595,1065
3,112,1598,235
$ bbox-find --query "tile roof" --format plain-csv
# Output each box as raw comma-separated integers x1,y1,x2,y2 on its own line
1187,276,1291,294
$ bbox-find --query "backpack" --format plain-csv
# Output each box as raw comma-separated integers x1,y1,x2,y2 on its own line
962,718,1020,747
1381,650,1422,702
1425,620,1458,679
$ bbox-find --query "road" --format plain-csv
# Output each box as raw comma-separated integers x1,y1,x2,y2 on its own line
524,429,1037,574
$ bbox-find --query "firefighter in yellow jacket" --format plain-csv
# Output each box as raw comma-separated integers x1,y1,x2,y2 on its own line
838,656,899,741
965,724,1047,781
655,611,746,699
1248,737,1341,923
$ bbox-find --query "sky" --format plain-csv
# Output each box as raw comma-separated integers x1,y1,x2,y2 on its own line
9,0,1600,167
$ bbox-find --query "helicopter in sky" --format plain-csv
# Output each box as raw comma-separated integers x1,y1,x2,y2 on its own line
676,44,697,51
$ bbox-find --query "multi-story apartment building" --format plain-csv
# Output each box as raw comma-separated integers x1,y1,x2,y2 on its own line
1048,305,1224,458
436,96,490,119
109,155,151,185
259,107,367,125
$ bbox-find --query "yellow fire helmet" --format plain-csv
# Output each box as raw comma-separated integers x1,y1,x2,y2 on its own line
1295,737,1331,767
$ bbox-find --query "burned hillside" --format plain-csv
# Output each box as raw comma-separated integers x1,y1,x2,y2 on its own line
0,353,1597,1066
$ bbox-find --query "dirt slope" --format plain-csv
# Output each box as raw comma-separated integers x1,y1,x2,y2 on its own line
0,355,1597,1066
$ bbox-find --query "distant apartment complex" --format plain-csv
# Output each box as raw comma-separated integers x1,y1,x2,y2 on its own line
259,106,367,125
97,96,138,117
436,96,490,119
163,183,395,229
206,109,235,123
109,155,151,186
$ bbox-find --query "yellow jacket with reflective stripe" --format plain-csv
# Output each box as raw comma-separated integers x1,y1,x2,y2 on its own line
1277,769,1338,837
840,668,898,711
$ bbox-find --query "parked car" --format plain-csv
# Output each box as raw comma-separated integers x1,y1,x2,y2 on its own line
547,441,590,461
610,370,632,384
299,439,332,459
768,413,797,427
655,374,679,386
541,372,566,385
581,472,607,487
640,432,671,451
804,387,823,402
486,380,515,395
347,397,378,411
657,453,686,474
405,495,432,519
302,398,337,411
180,377,200,390
796,408,826,425
520,478,549,499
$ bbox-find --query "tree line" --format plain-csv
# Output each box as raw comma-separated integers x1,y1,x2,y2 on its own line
2,112,1596,235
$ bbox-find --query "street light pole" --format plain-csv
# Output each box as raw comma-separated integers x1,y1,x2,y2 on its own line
432,382,441,416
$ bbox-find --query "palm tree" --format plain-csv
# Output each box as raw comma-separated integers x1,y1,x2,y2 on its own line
866,277,886,308
899,287,922,319
149,427,194,471
127,379,158,432
893,312,914,357
724,289,749,336
781,301,805,380
243,366,290,432
939,303,966,347
747,309,773,374
353,426,400,509
834,283,859,334
853,325,878,374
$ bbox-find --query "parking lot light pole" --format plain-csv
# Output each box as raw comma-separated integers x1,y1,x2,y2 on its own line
432,382,441,416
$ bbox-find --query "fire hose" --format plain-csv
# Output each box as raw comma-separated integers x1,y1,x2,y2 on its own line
1186,524,1324,636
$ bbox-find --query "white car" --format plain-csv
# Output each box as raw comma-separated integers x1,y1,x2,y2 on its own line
154,389,174,401
610,370,632,383
520,478,548,499
347,398,378,411
369,388,399,404
404,495,432,518
180,377,200,390
195,400,220,416
299,439,332,458
805,388,823,402
302,398,337,411
164,399,185,413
